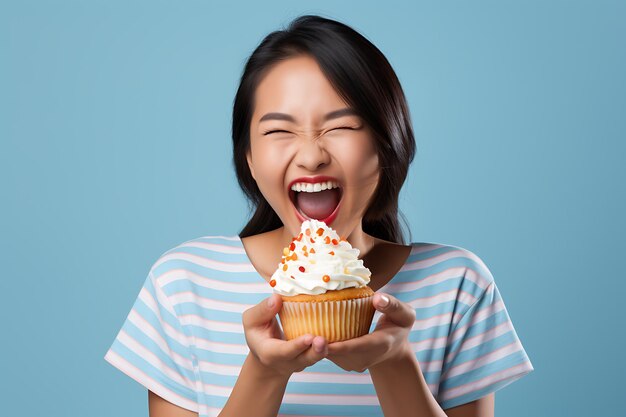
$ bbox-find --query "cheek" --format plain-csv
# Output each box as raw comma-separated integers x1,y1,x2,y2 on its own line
360,151,379,179
250,142,292,194
333,135,379,182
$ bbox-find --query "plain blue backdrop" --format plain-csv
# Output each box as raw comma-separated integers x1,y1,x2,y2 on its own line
1,1,624,416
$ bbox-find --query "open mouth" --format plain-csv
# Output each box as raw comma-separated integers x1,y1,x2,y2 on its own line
288,182,342,225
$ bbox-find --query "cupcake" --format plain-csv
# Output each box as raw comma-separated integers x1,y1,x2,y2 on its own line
269,219,375,343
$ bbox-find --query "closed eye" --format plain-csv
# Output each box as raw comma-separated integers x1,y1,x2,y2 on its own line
262,127,356,136
329,126,356,132
262,129,290,135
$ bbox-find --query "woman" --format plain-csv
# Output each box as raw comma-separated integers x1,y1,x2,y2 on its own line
105,15,533,417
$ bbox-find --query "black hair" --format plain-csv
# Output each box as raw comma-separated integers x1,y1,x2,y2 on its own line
232,14,416,244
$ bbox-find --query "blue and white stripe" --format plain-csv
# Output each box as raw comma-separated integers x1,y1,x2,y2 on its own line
105,235,534,415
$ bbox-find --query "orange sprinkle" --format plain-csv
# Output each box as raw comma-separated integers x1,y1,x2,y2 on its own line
310,237,315,244
331,239,338,245
282,264,288,271
302,245,307,252
270,279,276,287
316,228,324,236
310,248,316,253
305,229,311,236
299,266,305,272
283,247,289,256
329,251,334,256
289,242,296,251
298,232,303,240
304,252,308,257
291,253,298,260
322,275,330,282
281,258,285,264
324,236,331,244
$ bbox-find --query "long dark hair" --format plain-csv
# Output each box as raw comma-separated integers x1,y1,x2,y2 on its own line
232,14,416,244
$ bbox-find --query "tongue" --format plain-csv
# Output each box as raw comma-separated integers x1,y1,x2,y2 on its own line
295,188,340,220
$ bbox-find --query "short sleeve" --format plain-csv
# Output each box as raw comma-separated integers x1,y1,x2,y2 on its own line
437,279,534,410
104,271,200,412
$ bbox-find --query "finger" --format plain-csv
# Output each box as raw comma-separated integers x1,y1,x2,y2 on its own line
327,331,379,355
373,293,416,328
243,294,283,329
254,334,314,363
298,336,328,365
274,333,316,360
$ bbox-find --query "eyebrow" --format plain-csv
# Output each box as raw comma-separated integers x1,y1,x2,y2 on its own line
258,108,359,124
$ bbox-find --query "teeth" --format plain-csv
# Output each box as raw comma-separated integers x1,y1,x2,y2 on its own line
291,180,340,192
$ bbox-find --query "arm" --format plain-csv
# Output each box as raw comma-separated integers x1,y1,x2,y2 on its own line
149,391,199,417
369,346,447,417
369,347,495,417
217,352,290,417
148,352,290,417
444,393,494,417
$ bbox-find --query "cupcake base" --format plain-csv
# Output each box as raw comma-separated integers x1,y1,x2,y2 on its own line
278,286,376,343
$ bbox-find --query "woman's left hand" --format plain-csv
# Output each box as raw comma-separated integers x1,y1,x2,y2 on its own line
326,292,417,372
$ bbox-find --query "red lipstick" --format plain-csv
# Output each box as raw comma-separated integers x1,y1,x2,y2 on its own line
288,175,341,190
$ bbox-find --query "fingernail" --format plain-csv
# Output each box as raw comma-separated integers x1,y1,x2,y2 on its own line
314,343,324,353
379,295,390,308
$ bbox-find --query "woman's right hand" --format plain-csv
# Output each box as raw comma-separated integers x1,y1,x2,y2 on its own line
242,293,328,378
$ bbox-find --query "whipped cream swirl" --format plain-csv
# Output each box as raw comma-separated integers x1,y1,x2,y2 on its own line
270,219,371,296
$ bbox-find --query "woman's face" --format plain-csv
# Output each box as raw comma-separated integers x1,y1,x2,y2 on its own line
247,55,379,239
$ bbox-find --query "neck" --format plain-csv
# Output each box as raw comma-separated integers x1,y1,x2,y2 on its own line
346,222,377,258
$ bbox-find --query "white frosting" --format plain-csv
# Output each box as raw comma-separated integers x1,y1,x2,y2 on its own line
270,220,371,296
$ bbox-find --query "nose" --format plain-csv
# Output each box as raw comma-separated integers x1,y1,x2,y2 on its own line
294,135,331,171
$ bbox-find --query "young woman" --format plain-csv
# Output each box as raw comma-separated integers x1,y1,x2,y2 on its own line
105,15,533,417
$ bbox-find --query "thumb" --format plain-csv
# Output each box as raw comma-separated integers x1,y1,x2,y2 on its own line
266,293,282,311
373,293,415,328
244,293,283,328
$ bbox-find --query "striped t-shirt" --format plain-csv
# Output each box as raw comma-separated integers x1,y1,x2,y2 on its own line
104,235,534,416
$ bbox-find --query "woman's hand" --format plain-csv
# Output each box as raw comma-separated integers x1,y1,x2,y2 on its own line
242,293,328,379
326,292,416,372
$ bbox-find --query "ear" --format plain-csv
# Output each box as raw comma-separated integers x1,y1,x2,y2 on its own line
246,149,256,180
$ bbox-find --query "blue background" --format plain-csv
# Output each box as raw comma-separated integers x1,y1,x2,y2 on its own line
2,1,624,416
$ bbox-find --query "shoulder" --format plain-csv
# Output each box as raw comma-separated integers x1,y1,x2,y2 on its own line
148,233,249,283
404,241,495,290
